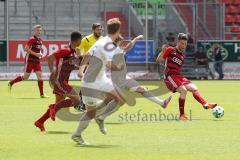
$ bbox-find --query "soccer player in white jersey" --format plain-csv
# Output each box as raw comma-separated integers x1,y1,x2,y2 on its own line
72,18,125,145
94,34,172,130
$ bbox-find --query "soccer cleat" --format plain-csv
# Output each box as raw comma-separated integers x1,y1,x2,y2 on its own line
203,103,217,109
162,95,172,109
34,121,46,132
74,101,86,112
8,81,12,93
71,134,89,145
179,114,188,121
95,119,107,135
49,104,56,121
40,94,50,98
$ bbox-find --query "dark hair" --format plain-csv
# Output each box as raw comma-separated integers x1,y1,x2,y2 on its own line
71,31,82,41
107,18,121,34
92,23,102,30
177,33,188,41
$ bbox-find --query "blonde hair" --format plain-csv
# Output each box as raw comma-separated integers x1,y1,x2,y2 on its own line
34,24,42,30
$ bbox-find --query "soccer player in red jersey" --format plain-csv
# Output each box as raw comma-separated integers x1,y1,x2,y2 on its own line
157,33,217,120
8,25,49,98
34,31,82,132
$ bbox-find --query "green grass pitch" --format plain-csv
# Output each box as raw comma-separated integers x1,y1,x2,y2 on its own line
0,80,240,160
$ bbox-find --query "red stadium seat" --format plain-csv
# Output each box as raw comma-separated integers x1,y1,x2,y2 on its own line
221,0,232,5
226,5,237,14
237,6,240,13
225,14,235,24
230,25,240,32
235,15,240,23
232,0,240,5
225,34,233,40
237,34,240,40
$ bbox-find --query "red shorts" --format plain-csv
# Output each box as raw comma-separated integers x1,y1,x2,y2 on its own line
164,75,191,92
24,62,42,73
53,80,75,96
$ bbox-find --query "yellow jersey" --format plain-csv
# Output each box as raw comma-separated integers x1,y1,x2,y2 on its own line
77,34,102,56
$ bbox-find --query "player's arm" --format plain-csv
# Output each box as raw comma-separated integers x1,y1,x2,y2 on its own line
25,39,43,58
78,54,90,79
78,44,98,78
47,54,56,74
124,35,144,53
106,62,124,71
156,44,168,62
75,47,81,56
156,51,164,62
105,50,124,71
48,49,68,73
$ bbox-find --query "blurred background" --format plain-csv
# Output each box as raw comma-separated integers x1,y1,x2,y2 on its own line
0,0,239,80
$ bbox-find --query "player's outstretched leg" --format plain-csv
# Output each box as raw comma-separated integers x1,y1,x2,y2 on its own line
184,83,217,109
8,76,23,92
8,72,30,93
135,86,172,108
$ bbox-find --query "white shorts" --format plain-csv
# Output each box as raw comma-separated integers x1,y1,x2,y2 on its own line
81,77,114,106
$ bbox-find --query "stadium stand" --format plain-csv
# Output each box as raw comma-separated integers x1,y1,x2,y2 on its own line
219,0,240,39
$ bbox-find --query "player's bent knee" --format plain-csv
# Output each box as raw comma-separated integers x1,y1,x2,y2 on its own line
188,84,198,92
86,107,96,118
136,86,146,94
72,96,81,106
178,86,188,95
22,76,29,80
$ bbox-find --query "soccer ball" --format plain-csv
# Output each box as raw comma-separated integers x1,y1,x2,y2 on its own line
212,106,224,118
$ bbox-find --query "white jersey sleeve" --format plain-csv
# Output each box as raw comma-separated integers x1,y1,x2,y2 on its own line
88,44,98,56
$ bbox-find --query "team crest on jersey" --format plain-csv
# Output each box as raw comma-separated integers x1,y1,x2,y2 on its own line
36,45,42,49
172,57,182,65
104,42,117,52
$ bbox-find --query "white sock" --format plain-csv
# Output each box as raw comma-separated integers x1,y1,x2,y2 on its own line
96,100,119,120
142,91,164,106
73,113,91,136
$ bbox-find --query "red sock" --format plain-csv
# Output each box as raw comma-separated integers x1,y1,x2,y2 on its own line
36,108,50,124
193,90,207,106
179,98,185,115
54,99,73,113
10,76,23,85
38,80,44,96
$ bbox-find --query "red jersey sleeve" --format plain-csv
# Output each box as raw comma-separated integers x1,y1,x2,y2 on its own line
163,47,174,59
53,48,70,60
27,37,35,47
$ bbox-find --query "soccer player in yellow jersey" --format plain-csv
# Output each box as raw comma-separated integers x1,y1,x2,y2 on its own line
76,23,103,56
74,23,103,111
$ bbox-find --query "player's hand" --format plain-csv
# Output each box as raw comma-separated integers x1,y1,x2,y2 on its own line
136,35,144,40
161,44,168,53
36,53,44,58
78,70,84,80
75,47,81,56
117,63,124,70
